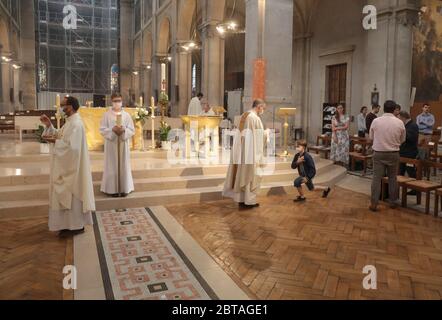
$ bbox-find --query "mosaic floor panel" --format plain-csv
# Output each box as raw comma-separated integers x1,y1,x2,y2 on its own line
93,207,218,300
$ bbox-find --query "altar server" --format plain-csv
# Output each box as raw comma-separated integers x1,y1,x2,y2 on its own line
223,99,267,209
40,96,95,237
100,93,135,197
188,92,204,115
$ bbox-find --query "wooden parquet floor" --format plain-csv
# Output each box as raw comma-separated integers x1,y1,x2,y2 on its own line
0,217,73,300
167,187,442,300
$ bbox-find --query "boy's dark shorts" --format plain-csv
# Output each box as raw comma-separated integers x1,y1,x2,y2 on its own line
294,177,315,191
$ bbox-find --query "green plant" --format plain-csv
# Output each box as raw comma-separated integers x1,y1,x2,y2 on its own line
35,125,47,144
159,121,172,142
159,92,169,106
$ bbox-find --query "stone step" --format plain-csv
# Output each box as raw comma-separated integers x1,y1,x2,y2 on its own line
0,157,322,187
0,160,333,201
0,165,347,219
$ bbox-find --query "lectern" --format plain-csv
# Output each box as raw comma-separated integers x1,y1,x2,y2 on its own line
276,107,297,157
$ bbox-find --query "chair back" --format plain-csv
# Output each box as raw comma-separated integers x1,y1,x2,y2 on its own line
400,157,423,180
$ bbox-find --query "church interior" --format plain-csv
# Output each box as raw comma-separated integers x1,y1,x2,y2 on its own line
1,0,442,301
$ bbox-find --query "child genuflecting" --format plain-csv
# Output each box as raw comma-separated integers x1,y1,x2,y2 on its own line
291,140,331,202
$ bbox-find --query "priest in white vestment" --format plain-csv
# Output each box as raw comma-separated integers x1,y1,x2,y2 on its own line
223,99,267,209
200,100,216,116
40,96,95,237
100,93,135,197
187,92,204,115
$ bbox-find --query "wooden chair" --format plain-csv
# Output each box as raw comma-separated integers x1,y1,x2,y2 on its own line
349,137,373,176
403,160,442,215
308,135,331,159
381,157,423,207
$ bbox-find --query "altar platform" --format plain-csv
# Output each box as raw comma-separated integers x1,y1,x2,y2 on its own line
0,136,348,220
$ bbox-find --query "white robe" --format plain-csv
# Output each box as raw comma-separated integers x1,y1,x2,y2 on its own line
44,113,95,232
223,110,266,205
188,97,202,115
200,109,216,116
99,109,135,195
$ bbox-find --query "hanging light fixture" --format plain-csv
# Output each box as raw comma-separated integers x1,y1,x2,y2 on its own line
216,0,245,36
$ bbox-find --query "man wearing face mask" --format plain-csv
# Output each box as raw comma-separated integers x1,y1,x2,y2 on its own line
100,93,135,197
40,96,95,237
223,99,268,209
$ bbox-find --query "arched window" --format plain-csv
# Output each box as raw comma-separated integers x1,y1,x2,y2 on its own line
192,63,197,93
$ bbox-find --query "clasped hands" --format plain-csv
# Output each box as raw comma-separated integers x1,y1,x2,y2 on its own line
40,114,57,144
112,126,125,136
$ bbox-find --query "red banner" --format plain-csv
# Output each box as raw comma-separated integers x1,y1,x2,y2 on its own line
252,59,266,101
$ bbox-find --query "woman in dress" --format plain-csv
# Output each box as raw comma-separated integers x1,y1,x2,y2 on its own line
331,104,350,166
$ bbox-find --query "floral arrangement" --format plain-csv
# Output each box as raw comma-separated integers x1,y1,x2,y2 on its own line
159,92,169,106
35,125,47,144
132,107,149,125
159,121,172,142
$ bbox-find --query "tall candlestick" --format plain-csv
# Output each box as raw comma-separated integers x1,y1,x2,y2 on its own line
150,96,156,149
55,94,61,129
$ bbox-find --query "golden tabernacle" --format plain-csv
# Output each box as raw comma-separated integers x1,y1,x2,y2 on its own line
78,108,144,151
180,115,223,158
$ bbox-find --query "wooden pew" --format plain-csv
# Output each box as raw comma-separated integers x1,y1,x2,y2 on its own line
308,135,331,159
349,137,373,176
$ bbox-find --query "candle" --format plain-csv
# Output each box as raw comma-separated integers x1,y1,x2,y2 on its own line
140,96,143,107
151,96,155,108
116,113,122,127
56,94,61,108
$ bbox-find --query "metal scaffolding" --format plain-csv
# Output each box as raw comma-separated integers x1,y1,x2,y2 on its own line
35,0,120,95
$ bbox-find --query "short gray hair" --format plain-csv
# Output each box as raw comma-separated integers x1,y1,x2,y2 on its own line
399,111,411,120
252,99,266,108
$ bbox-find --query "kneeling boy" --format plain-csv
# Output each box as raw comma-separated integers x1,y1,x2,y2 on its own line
291,140,331,202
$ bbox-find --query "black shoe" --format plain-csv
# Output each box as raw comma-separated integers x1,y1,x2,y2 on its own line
239,203,260,209
111,193,120,198
119,193,128,198
294,196,306,203
72,228,85,236
322,187,331,198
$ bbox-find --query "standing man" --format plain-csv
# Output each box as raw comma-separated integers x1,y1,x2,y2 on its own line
100,93,135,197
398,111,419,178
200,99,216,116
366,104,380,133
223,99,267,209
40,96,95,237
188,92,204,115
369,100,406,212
357,106,368,137
416,103,435,146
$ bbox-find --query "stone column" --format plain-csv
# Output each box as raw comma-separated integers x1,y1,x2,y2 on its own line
177,51,192,116
363,0,419,111
200,23,225,107
119,0,134,102
0,59,11,113
244,0,294,124
20,0,37,110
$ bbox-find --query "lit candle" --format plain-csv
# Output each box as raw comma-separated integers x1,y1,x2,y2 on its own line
56,94,61,108
140,96,143,107
151,96,155,109
116,112,122,127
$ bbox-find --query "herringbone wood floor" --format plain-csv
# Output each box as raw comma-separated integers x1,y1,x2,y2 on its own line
167,188,442,300
0,217,73,300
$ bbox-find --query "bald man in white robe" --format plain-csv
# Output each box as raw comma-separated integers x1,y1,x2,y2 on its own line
223,99,267,209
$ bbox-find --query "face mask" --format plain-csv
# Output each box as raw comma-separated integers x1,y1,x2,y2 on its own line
61,107,68,117
113,102,123,110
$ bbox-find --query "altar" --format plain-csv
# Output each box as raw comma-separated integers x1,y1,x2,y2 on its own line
180,115,223,158
78,108,144,151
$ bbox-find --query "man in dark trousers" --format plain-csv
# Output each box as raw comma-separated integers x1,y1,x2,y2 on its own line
398,111,419,178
